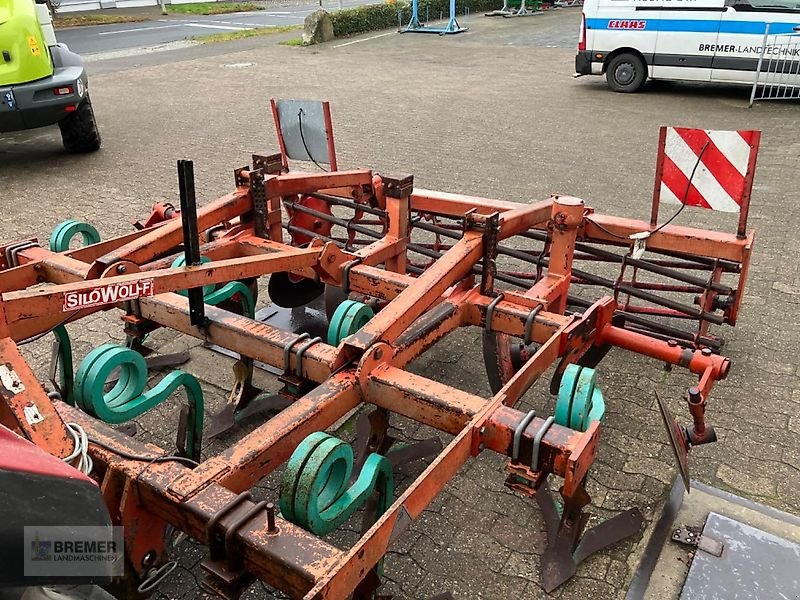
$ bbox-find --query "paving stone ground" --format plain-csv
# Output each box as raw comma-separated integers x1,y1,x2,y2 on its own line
2,9,799,599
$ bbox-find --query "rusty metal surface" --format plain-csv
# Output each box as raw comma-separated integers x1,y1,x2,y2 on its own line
0,156,755,598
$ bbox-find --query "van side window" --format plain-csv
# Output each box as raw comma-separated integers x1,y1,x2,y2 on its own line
728,0,800,12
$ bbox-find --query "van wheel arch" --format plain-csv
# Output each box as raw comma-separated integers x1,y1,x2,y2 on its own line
602,48,647,75
604,49,648,93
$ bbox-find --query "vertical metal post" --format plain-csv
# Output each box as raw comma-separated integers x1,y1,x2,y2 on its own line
736,130,760,239
649,126,668,227
322,102,338,172
750,24,769,107
177,159,207,328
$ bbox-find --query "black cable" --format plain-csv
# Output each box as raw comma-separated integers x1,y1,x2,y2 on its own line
588,141,710,241
87,435,200,468
298,109,329,173
650,141,710,234
586,214,635,241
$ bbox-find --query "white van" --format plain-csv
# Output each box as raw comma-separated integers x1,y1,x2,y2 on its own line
574,0,800,92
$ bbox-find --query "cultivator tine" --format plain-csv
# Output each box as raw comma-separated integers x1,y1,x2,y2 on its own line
483,331,519,395
535,478,561,542
207,390,290,440
386,437,443,469
655,391,692,492
541,523,583,593
352,409,393,481
572,507,644,565
206,360,269,439
206,403,238,440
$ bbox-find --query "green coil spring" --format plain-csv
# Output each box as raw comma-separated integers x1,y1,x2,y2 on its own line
49,220,101,252
49,220,100,403
74,344,204,461
327,300,374,346
279,432,394,536
554,364,606,432
170,255,255,319
51,325,74,405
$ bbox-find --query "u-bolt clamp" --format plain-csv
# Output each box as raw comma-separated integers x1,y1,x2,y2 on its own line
523,303,543,346
511,410,536,463
5,240,39,268
342,258,363,296
530,416,555,472
203,224,227,242
485,293,505,334
294,337,322,378
283,333,310,374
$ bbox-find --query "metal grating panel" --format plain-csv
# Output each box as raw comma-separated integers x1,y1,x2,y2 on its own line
681,511,800,599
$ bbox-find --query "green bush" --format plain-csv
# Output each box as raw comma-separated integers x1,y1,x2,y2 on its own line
330,0,502,38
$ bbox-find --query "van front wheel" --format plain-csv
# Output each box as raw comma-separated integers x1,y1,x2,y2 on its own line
606,53,647,93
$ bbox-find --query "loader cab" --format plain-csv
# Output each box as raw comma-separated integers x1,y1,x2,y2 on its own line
0,0,101,152
0,0,54,88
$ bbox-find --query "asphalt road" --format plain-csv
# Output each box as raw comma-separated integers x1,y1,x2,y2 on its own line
4,9,800,600
57,0,377,55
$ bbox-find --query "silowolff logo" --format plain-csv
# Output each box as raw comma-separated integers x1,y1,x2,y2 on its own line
63,279,155,311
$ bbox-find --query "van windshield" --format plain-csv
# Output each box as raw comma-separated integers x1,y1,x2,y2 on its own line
730,0,800,11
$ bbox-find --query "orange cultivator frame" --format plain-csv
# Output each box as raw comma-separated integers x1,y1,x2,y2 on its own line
0,152,753,598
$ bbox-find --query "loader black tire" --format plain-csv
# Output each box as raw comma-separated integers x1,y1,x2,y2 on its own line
59,95,101,153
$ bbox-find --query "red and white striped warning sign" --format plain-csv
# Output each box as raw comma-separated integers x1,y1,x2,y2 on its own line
656,127,760,214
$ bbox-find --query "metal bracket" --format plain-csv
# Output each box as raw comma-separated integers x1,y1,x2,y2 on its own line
233,166,249,188
382,174,414,199
249,168,267,239
206,492,252,562
480,212,500,295
252,153,283,175
201,492,263,600
463,208,499,234
672,526,724,557
204,224,227,242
